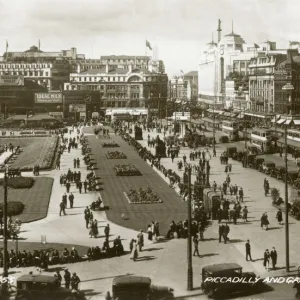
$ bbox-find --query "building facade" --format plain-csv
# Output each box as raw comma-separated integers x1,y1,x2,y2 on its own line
184,71,198,101
64,62,168,117
197,19,277,108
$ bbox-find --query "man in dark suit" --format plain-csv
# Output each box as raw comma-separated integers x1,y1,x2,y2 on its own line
245,240,252,261
218,224,223,243
270,247,277,269
223,223,230,244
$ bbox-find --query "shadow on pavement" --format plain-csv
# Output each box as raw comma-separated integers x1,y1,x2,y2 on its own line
267,227,282,230
136,255,156,261
81,289,101,296
203,238,218,241
145,247,164,251
175,292,204,299
81,273,134,282
228,239,245,243
200,253,219,257
45,266,66,272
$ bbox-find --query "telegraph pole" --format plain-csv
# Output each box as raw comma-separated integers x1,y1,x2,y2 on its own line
187,166,193,290
284,123,289,272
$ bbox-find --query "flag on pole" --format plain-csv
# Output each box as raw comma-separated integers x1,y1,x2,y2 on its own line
180,70,184,74
5,40,8,52
146,40,152,50
38,39,40,50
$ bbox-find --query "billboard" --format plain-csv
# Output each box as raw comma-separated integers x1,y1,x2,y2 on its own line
69,104,85,112
35,92,62,103
0,75,24,86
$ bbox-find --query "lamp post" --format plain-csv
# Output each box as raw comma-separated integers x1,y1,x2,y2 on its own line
2,165,9,294
187,166,193,291
212,100,216,156
205,150,212,187
282,82,294,272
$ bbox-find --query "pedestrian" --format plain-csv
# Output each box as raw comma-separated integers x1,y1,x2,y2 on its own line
83,180,88,193
270,247,277,270
193,235,200,257
104,224,110,239
245,240,252,261
73,158,76,168
263,249,270,270
223,223,230,244
64,269,71,289
84,207,90,228
147,225,153,242
62,193,67,208
66,181,71,193
239,188,244,202
130,239,138,261
71,272,80,290
242,206,248,222
78,181,82,194
69,193,74,208
137,230,144,251
76,158,80,168
59,200,66,216
276,209,283,225
54,270,62,286
218,224,223,243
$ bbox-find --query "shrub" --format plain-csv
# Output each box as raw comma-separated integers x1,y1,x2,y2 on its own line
0,201,25,216
271,188,280,201
0,177,34,189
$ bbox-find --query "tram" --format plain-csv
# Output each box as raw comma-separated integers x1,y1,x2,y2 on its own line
287,129,300,142
221,120,239,141
250,128,275,153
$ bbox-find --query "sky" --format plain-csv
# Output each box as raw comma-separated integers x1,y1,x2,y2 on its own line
0,0,299,76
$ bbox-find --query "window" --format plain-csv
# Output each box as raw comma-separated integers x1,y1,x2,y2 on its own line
45,72,49,77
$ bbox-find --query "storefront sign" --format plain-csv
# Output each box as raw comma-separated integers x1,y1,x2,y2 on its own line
35,92,62,103
49,112,63,117
0,75,24,86
69,104,85,112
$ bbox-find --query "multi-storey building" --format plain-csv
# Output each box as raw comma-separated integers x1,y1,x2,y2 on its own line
64,61,168,117
184,71,198,101
198,19,277,109
0,46,83,90
168,77,188,102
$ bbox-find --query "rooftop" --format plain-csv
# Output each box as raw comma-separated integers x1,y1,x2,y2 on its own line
184,71,198,77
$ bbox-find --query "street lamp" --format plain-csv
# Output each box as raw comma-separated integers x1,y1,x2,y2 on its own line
282,82,294,272
187,165,193,291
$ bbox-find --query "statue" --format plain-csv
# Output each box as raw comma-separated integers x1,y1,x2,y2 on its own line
155,136,166,158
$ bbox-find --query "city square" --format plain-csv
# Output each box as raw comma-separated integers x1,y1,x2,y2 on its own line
1,1,300,300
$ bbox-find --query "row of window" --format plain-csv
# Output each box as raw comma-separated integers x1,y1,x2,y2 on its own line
0,64,52,69
0,71,49,77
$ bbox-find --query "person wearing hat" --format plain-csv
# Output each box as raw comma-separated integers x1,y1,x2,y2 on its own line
71,272,81,290
263,249,270,271
64,269,71,289
54,270,62,287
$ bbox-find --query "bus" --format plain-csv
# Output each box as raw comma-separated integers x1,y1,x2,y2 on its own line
250,128,275,153
287,129,300,142
221,121,239,141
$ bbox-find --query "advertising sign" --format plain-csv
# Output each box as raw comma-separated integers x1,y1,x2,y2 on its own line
35,92,62,103
0,75,24,86
49,112,63,117
69,104,85,112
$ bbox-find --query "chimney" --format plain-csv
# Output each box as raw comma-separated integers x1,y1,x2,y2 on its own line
77,64,81,73
217,19,222,43
105,64,109,73
128,64,132,73
71,47,77,59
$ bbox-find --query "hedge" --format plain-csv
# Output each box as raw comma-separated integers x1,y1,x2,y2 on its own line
0,177,34,189
0,201,25,216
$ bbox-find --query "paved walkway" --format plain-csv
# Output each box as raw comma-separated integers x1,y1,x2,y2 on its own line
0,150,13,166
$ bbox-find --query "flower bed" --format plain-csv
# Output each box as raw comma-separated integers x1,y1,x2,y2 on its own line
106,151,127,159
102,141,120,148
114,164,142,176
124,187,162,204
0,201,25,216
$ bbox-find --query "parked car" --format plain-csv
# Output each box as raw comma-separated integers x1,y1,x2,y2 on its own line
226,147,237,158
253,157,264,170
201,263,264,298
219,136,229,143
270,166,286,180
109,275,174,300
260,161,275,174
14,274,85,300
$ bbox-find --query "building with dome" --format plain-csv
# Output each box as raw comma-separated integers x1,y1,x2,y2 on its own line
198,20,277,109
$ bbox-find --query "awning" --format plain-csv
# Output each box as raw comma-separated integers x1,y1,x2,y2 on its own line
277,119,285,124
285,120,292,125
245,113,266,118
201,117,220,124
293,120,300,125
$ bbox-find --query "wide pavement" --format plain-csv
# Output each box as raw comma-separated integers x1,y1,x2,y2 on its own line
2,124,299,300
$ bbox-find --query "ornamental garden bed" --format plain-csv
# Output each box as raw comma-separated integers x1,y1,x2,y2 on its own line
114,164,142,176
106,151,127,159
0,201,25,216
102,141,120,148
124,187,162,204
0,136,59,171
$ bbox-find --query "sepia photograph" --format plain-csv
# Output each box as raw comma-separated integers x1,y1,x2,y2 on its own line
0,0,300,299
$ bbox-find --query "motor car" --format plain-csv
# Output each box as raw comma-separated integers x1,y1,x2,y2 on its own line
201,263,263,298
260,161,275,174
253,157,264,170
270,166,286,180
109,275,174,300
246,154,256,167
14,274,85,300
226,147,237,158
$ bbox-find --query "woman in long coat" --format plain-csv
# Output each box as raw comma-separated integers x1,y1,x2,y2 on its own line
130,240,138,261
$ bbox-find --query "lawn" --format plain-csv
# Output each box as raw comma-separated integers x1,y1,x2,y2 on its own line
0,177,54,222
0,136,58,171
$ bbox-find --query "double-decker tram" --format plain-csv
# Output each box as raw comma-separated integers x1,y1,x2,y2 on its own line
221,121,239,141
250,128,275,153
287,129,300,142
